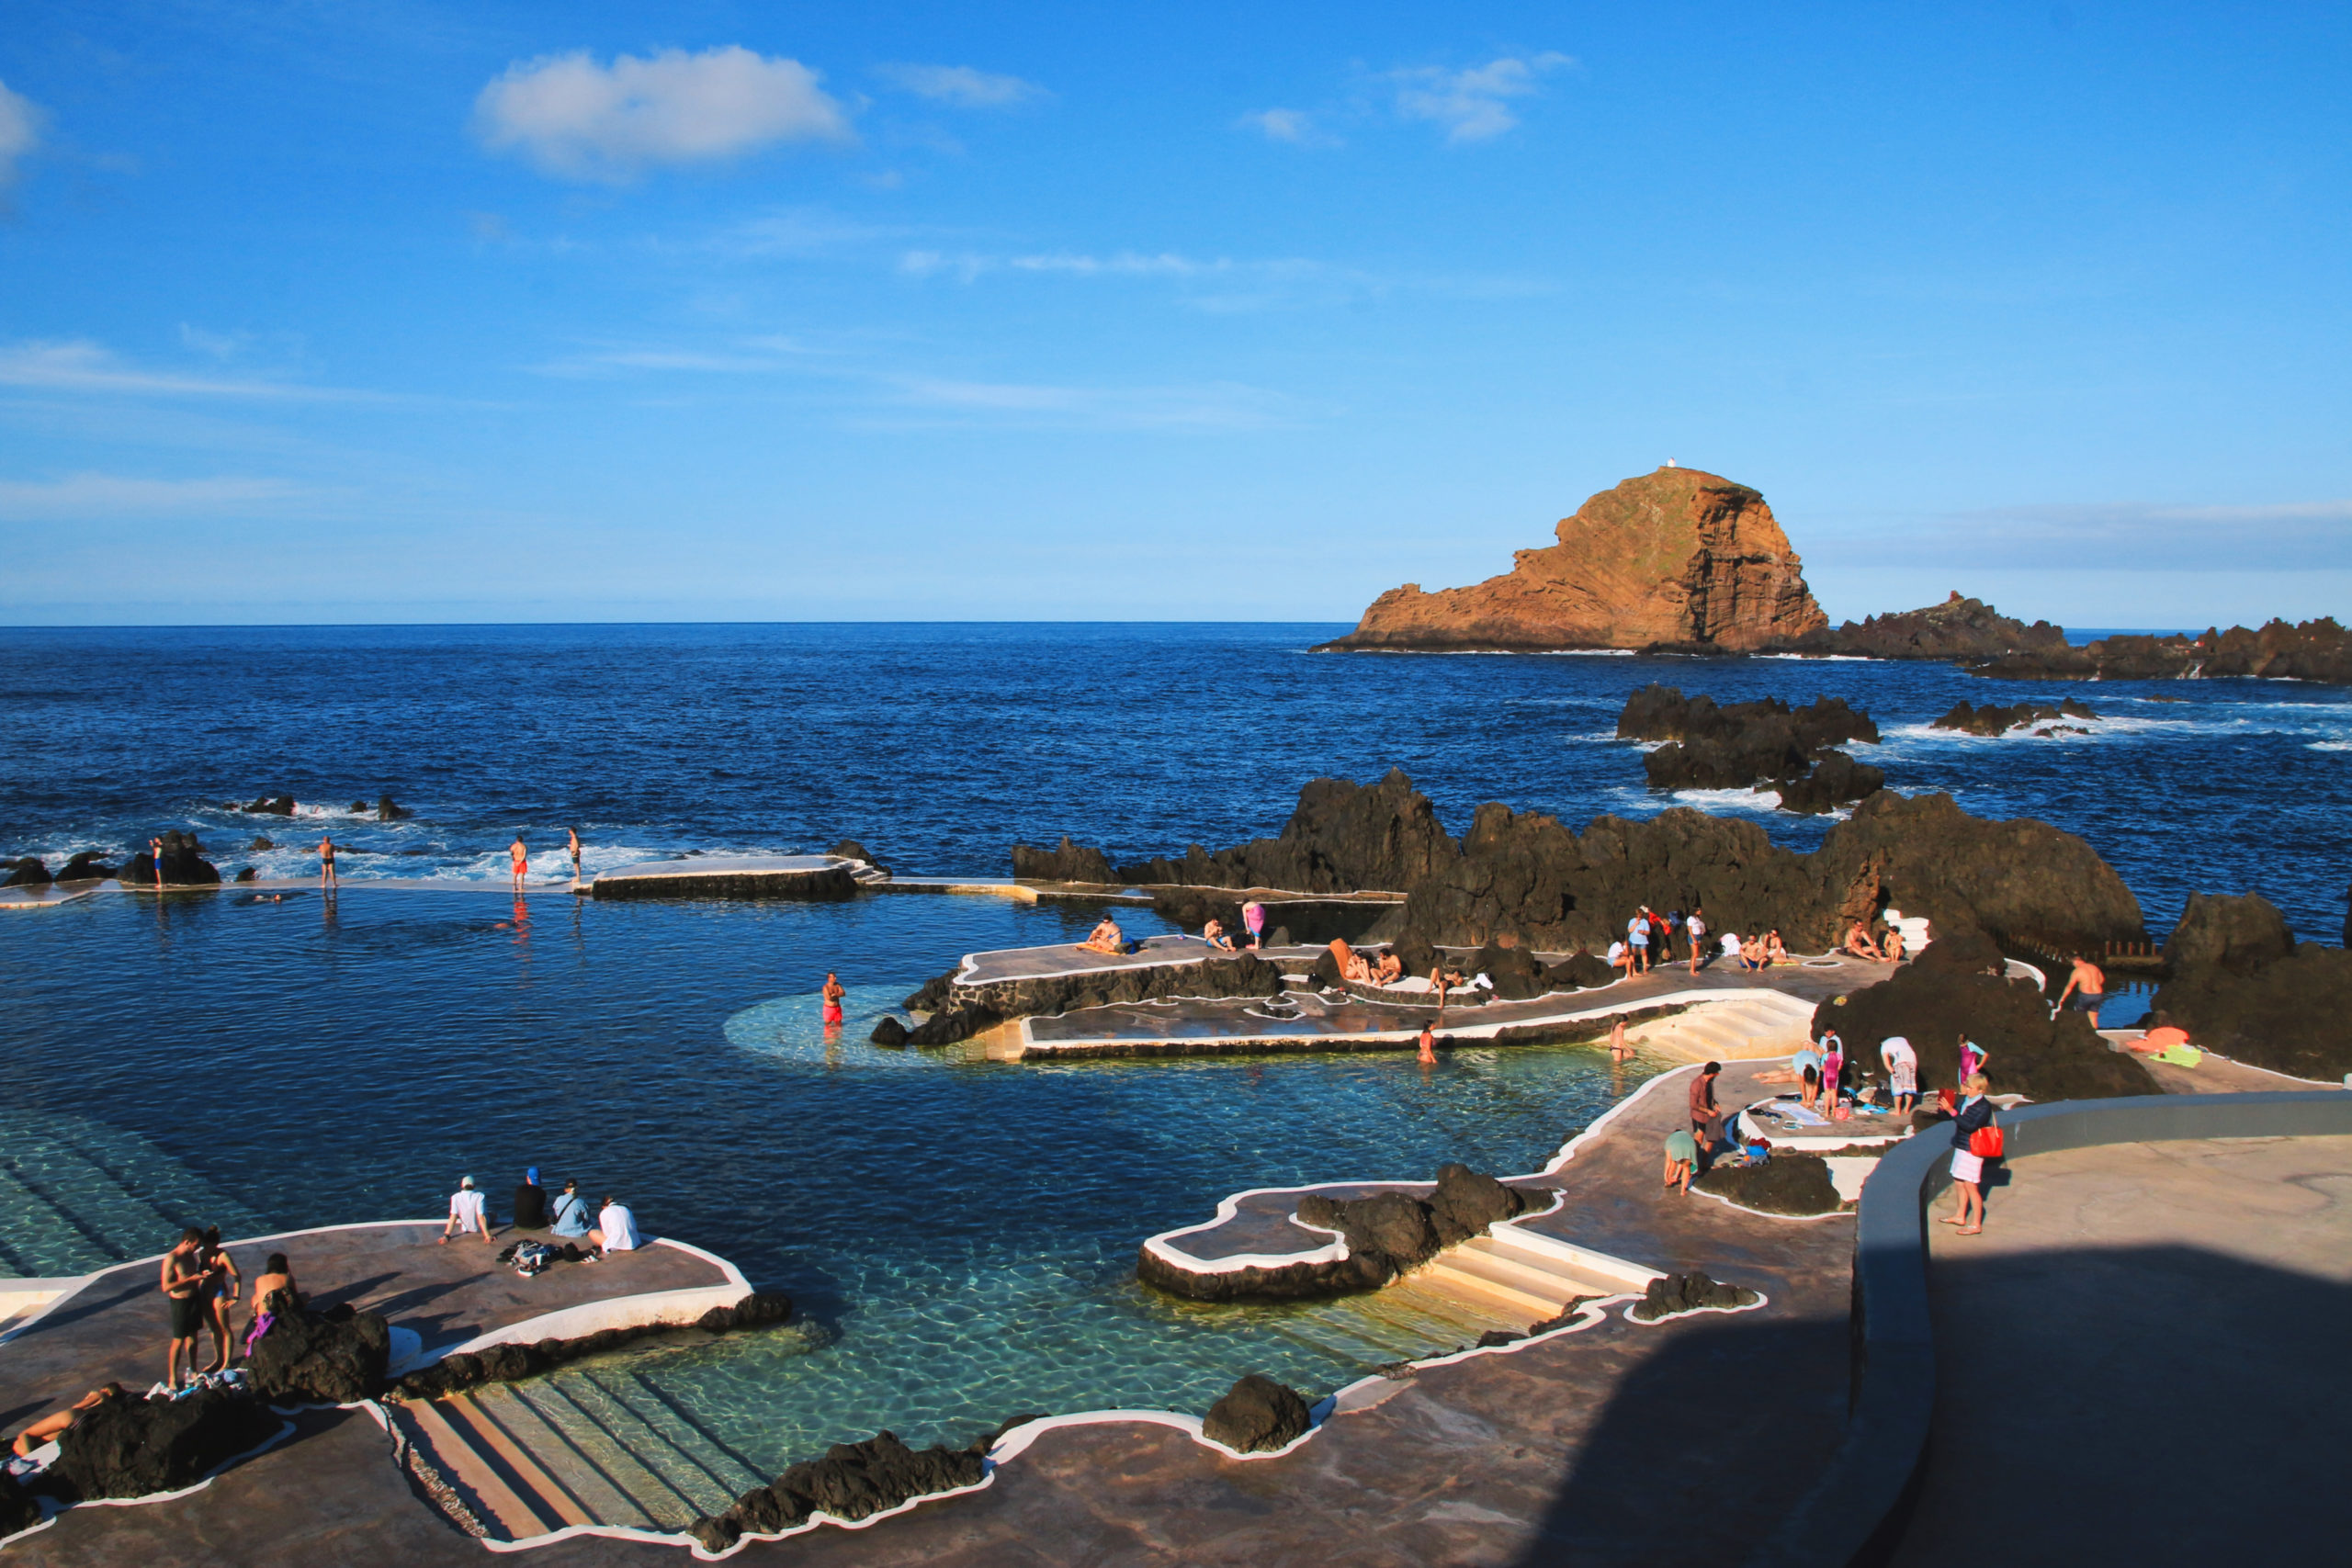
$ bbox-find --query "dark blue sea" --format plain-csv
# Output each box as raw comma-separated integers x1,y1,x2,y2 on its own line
1,624,2346,1465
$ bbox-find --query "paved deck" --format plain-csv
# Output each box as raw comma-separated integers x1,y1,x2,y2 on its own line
0,1223,732,1443
1894,1134,2352,1565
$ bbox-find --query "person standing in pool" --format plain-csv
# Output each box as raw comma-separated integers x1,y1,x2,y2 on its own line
316,834,337,887
1418,1021,1437,1064
566,828,582,884
509,834,529,891
821,971,846,1028
2054,953,2105,1018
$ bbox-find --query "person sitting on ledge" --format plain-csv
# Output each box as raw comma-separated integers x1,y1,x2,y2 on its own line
1608,939,1632,977
1326,938,1374,985
1202,918,1235,952
1843,919,1882,960
1080,916,1125,954
1880,925,1906,963
439,1175,495,1247
590,1196,641,1257
549,1178,593,1239
1370,949,1405,985
11,1384,127,1461
513,1168,548,1231
1762,929,1789,966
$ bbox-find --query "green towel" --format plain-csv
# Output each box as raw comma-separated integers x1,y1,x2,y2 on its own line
2153,1045,2201,1067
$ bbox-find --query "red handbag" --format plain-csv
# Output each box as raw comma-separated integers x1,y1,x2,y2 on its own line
1969,1124,2005,1159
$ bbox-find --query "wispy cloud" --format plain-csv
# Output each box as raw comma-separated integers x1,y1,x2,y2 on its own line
1390,52,1573,142
874,63,1046,107
1238,108,1339,148
897,247,1383,312
0,472,313,518
474,47,853,183
1822,499,2352,572
881,376,1295,431
529,336,816,378
0,339,334,400
0,78,44,193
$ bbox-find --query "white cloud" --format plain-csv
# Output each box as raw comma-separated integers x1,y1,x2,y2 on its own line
1238,108,1338,147
1817,499,2352,572
0,339,320,399
177,324,253,361
0,78,45,190
1391,52,1573,142
874,63,1046,107
473,46,852,183
885,376,1292,431
0,472,310,519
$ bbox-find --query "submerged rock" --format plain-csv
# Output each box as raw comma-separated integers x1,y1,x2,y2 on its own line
241,795,296,816
377,795,413,821
47,1387,281,1502
1930,699,2098,737
2,857,51,887
1318,468,1827,653
118,831,222,887
689,1431,985,1552
247,1303,390,1404
1202,1373,1312,1452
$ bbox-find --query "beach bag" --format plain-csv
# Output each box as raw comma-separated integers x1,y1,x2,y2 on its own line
1969,1124,2005,1159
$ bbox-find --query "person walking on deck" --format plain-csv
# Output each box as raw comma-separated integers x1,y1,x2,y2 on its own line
1941,1074,1997,1235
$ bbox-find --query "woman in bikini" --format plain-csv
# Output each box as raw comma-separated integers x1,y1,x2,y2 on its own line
198,1226,242,1374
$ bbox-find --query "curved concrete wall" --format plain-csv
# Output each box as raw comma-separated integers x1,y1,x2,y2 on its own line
1751,1089,2352,1568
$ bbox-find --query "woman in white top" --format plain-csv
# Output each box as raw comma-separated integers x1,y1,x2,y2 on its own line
1686,911,1708,973
1607,940,1631,977
592,1198,641,1254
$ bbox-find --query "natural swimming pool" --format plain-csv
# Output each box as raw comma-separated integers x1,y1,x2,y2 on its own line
0,888,1651,1472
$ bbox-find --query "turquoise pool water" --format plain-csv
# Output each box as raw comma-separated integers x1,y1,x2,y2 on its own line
0,889,1649,1472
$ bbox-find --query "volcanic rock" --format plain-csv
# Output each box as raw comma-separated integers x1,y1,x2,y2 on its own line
829,838,880,870
0,1472,37,1536
241,795,296,816
1427,1162,1530,1245
1010,835,1119,883
1802,592,2068,661
118,831,222,887
1971,617,2352,685
906,952,1285,1040
1690,1154,1844,1215
57,852,115,882
1813,961,2154,1101
246,1303,390,1404
1931,699,2098,737
398,1293,793,1400
1115,769,1457,895
1619,683,1878,750
689,1431,985,1552
377,795,413,821
2,857,51,888
1630,1270,1760,1321
2151,944,2352,1080
868,1015,910,1047
1625,684,1886,815
248,836,276,851
2162,892,2295,975
903,1004,1002,1047
1545,951,1616,989
47,1387,281,1502
233,867,258,883
1202,1374,1313,1453
1318,468,1826,652
1294,1190,1440,1280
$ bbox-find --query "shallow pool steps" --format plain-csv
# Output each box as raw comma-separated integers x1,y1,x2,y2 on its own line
0,1111,270,1277
399,1367,766,1540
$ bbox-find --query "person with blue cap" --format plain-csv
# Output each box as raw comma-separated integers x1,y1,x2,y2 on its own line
513,1168,548,1231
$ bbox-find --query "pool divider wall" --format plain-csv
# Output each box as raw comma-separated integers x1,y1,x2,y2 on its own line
1748,1088,2352,1568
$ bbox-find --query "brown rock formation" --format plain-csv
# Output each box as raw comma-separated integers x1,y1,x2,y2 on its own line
1317,467,1827,652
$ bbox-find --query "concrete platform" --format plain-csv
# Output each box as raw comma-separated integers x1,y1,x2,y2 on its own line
590,855,876,901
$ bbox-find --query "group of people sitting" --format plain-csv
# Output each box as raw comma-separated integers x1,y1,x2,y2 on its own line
1327,937,1408,987
441,1169,642,1258
1842,918,1908,963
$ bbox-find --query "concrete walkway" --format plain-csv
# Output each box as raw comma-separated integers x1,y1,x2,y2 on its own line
1894,1134,2352,1565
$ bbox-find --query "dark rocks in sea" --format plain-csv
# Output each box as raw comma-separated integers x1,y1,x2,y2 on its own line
397,1292,793,1401
241,794,297,816
1147,1162,1528,1305
1813,955,2154,1101
249,835,276,851
1799,592,2068,662
2,857,50,887
45,1386,281,1503
1630,1270,1760,1321
1970,616,2352,685
904,951,1284,1041
2150,896,2352,1079
2162,892,2295,975
829,838,881,870
119,831,221,887
1690,1154,1844,1215
688,1431,985,1552
58,852,116,882
1010,835,1120,883
868,1015,910,1047
1202,1373,1313,1453
1931,699,2098,737
377,795,413,821
248,1303,390,1404
1112,769,1457,895
233,866,258,882
1621,683,1884,815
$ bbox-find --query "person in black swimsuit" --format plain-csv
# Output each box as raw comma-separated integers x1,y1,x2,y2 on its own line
317,834,337,887
160,1229,210,1390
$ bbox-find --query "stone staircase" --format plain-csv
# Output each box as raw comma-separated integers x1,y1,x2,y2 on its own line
0,1110,271,1278
395,1365,767,1541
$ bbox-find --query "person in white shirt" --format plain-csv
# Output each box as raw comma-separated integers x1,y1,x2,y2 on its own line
1607,939,1631,977
1686,910,1708,974
1881,1035,1920,1115
439,1176,493,1246
591,1197,641,1255
1721,931,1743,965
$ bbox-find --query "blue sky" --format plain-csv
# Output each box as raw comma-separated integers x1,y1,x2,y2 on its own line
1,1,2346,626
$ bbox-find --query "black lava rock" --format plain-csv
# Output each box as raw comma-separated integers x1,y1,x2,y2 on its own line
241,795,297,816
1690,1154,1845,1215
2151,942,2352,1081
233,867,258,883
1471,942,1545,1000
689,1431,985,1552
2163,892,2295,975
0,1472,39,1536
57,852,116,882
47,1388,281,1502
1622,684,1883,814
1010,836,1120,883
247,1303,390,1404
1201,1373,1312,1453
1630,1270,1760,1322
1427,1162,1529,1246
1114,768,1457,894
829,838,879,869
869,1015,910,1047
398,1292,792,1399
1544,952,1615,990
2,857,51,888
1815,959,2154,1101
118,831,221,887
378,796,413,821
